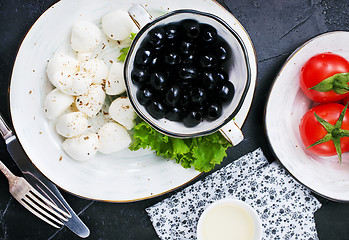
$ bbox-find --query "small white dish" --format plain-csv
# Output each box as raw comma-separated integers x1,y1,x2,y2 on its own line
9,0,257,202
197,198,262,240
265,31,349,202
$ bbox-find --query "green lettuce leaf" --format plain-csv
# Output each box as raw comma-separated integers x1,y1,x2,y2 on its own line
129,121,232,172
117,33,137,62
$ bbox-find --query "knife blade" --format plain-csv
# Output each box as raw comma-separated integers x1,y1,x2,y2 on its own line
0,114,90,238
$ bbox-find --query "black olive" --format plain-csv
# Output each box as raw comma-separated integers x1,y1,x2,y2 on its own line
182,19,200,39
163,70,174,80
200,24,218,44
150,55,161,68
191,103,205,114
218,81,235,103
190,87,207,105
179,92,191,110
165,85,182,107
215,38,232,62
202,71,219,91
180,41,195,55
215,45,230,62
215,70,229,83
150,72,168,91
142,36,165,51
137,86,154,105
178,79,191,88
165,41,178,50
206,102,223,121
182,54,198,65
179,67,199,81
155,44,166,51
135,47,153,66
164,23,180,41
131,68,149,86
199,54,217,68
183,110,203,127
148,27,165,47
164,52,181,65
146,101,167,119
165,107,182,121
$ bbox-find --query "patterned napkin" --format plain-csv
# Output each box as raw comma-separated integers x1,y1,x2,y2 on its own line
146,148,322,240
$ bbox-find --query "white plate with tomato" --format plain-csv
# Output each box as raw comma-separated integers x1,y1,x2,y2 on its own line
265,31,349,202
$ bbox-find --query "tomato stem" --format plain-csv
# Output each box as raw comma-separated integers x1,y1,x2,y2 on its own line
309,73,349,95
307,103,349,162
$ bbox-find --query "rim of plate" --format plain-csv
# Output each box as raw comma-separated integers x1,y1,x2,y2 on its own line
264,31,349,203
8,0,257,202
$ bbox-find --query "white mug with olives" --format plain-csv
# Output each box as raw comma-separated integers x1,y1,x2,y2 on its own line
124,4,251,145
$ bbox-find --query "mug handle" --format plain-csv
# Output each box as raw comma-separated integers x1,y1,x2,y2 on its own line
128,3,153,29
219,121,244,146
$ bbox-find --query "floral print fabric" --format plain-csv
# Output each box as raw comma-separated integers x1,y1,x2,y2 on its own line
146,148,321,240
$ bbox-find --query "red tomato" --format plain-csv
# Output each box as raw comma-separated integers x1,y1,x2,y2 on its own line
343,95,349,105
299,103,349,157
300,52,349,103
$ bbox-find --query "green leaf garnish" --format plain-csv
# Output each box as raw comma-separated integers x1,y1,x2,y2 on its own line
129,121,232,172
130,32,137,40
117,47,130,62
117,33,137,62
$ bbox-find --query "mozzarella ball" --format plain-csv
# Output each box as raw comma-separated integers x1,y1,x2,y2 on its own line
109,97,137,130
105,62,126,95
80,59,109,85
102,10,134,41
43,89,74,120
70,21,101,53
85,110,108,134
56,112,88,138
52,71,92,96
77,52,92,62
50,72,71,91
62,133,99,161
47,53,79,83
75,85,106,118
65,103,79,114
98,122,131,154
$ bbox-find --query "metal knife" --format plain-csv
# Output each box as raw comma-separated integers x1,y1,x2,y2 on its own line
0,113,90,238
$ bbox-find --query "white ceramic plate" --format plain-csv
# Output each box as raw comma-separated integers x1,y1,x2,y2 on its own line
10,0,257,202
265,31,349,202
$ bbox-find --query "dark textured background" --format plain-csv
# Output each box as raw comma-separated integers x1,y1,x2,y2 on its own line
1,0,349,239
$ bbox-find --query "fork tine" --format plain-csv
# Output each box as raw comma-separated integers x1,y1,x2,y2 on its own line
30,187,71,218
22,196,64,227
27,191,68,222
19,198,62,228
0,162,70,229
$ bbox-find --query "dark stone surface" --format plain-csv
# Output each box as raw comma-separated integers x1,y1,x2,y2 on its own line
0,0,348,239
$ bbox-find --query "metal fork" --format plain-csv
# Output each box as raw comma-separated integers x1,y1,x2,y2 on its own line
0,160,70,228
